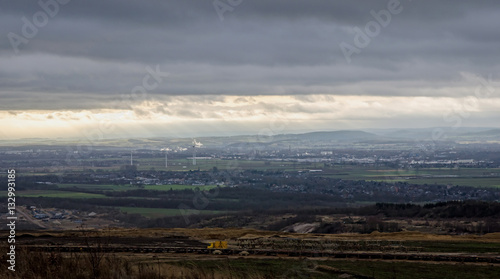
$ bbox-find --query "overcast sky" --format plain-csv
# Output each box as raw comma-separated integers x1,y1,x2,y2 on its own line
1,0,499,139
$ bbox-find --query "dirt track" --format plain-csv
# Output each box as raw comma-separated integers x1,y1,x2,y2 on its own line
6,228,500,242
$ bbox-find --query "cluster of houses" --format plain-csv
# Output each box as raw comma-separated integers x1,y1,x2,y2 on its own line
88,172,225,186
29,206,97,223
267,177,500,203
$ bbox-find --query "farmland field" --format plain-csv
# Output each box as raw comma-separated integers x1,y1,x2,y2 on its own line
131,158,303,171
143,184,220,191
10,155,500,189
16,190,107,199
57,184,131,191
372,177,500,188
318,167,500,188
57,183,221,191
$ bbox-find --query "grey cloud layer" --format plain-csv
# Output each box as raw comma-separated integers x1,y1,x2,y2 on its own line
1,0,499,110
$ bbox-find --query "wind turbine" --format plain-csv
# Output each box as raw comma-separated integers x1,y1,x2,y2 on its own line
160,147,171,169
192,139,203,166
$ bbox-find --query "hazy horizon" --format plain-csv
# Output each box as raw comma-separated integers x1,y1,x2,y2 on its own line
0,126,498,143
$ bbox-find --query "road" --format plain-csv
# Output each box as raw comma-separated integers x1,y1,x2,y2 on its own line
16,207,47,229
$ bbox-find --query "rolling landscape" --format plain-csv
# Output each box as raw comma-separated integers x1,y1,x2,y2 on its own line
2,0,500,278
1,129,500,278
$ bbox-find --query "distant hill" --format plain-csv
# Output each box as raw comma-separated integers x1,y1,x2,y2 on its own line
5,127,498,148
455,128,500,141
221,130,378,149
467,129,500,137
291,130,378,142
380,129,433,140
377,127,498,141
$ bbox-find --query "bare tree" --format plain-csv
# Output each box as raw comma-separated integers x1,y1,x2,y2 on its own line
79,225,110,279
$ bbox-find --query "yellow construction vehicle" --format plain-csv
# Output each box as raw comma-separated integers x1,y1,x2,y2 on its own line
207,241,228,249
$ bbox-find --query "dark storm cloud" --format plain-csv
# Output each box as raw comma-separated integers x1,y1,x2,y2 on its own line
2,0,499,64
1,0,499,110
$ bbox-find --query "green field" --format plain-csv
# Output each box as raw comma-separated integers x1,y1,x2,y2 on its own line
144,184,220,191
6,158,321,173
16,190,106,199
117,206,225,218
318,167,500,188
57,183,221,191
8,161,500,190
57,184,130,191
132,158,302,172
373,177,500,188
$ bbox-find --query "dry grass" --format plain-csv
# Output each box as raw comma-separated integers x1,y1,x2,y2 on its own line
0,246,270,279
